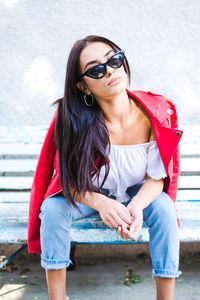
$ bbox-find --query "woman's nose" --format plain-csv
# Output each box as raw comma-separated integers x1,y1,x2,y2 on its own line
105,65,115,77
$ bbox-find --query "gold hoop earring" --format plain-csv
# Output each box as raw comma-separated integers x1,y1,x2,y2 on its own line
84,93,94,106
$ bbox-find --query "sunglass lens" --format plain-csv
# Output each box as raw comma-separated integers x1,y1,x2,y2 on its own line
87,65,105,79
109,52,124,68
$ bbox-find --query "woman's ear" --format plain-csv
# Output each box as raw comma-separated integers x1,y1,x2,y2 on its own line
77,81,89,94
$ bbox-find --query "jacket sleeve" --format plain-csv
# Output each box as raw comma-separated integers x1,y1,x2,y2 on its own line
166,99,181,202
28,107,58,252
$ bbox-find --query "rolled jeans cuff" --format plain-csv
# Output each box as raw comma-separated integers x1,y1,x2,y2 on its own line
152,268,182,278
41,256,73,270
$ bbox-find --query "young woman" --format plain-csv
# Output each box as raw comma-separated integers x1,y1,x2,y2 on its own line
28,35,183,300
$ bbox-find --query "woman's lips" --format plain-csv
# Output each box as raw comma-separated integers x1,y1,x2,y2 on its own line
108,76,121,86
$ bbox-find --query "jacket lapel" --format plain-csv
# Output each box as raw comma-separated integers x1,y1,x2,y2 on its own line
153,124,182,170
126,89,183,170
126,89,173,124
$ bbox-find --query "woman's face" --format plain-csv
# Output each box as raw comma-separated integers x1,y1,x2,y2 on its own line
77,42,129,100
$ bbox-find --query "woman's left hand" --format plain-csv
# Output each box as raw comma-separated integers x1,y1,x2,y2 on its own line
118,202,143,240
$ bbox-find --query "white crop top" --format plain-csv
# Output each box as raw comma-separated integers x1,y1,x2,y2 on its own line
92,140,167,203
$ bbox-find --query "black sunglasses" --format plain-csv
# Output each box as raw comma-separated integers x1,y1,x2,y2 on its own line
80,50,125,79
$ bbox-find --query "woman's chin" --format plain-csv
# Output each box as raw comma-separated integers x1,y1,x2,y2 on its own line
107,83,126,94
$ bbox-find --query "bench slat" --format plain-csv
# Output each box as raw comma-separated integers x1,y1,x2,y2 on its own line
0,143,199,159
0,201,199,227
176,190,200,201
0,203,29,221
180,158,200,172
0,126,46,142
0,190,200,204
1,176,200,191
0,177,32,190
0,192,30,203
0,143,42,158
0,158,200,177
1,225,199,244
0,201,200,244
178,176,200,190
0,159,37,176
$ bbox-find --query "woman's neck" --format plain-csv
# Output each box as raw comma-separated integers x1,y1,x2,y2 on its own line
99,90,138,128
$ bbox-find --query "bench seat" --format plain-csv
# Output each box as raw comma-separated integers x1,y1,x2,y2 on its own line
0,200,200,245
0,125,200,269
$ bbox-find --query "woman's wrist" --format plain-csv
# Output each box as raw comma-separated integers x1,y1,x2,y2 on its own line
129,196,145,210
87,191,111,212
93,193,108,212
75,189,107,211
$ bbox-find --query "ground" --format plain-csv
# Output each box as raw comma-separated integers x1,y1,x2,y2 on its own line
0,246,200,300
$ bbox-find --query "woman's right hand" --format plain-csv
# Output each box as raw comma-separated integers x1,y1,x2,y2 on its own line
97,196,133,229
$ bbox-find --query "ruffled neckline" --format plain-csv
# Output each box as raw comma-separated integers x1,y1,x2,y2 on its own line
107,140,156,148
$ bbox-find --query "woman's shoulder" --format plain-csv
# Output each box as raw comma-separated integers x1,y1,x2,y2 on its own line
127,89,176,107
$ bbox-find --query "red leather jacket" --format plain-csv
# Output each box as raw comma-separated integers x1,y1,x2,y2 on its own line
28,89,183,253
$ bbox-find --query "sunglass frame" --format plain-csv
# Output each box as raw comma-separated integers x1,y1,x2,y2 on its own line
80,50,125,79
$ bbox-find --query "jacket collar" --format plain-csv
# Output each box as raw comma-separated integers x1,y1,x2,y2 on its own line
126,89,172,124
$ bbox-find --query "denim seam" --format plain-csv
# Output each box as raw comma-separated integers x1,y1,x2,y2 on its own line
41,256,73,265
153,268,181,272
152,268,182,277
41,259,73,270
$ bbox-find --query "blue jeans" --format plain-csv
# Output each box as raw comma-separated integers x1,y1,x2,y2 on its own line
39,183,182,278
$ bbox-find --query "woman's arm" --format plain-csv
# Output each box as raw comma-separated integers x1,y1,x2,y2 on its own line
69,186,133,229
118,177,164,240
129,176,164,210
131,123,164,210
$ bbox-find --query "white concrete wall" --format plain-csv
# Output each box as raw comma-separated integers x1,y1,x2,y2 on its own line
1,0,199,126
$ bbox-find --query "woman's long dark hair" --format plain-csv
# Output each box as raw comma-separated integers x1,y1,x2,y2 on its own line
52,35,131,213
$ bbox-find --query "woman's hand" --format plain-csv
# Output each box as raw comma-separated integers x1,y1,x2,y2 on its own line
117,201,143,240
97,197,133,229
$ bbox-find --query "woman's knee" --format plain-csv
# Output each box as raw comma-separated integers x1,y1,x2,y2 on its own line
145,192,177,226
39,194,74,224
